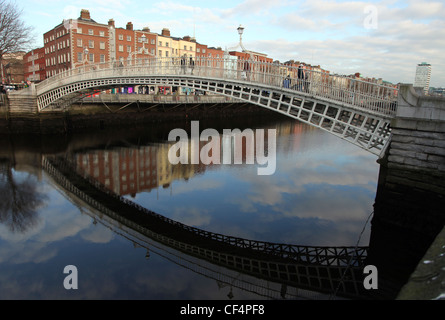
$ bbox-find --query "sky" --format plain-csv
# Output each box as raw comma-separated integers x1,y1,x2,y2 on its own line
17,0,445,87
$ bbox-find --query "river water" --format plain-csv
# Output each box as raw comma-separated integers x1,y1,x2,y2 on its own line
0,113,395,300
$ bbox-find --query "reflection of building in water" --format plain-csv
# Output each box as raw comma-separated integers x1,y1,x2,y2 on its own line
75,143,202,196
74,121,306,196
76,146,159,196
156,143,197,189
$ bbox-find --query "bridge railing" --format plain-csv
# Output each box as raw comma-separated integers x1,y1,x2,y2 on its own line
36,57,398,116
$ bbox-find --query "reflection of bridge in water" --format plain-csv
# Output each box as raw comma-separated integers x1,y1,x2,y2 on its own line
42,154,372,300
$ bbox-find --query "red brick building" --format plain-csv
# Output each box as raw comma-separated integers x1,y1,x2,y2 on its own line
43,9,158,78
43,17,73,77
229,51,273,63
113,21,156,65
195,43,225,68
23,47,46,82
195,42,208,62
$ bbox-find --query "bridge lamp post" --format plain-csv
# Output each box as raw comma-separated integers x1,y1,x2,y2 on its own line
72,46,90,70
140,34,153,57
84,47,89,64
80,47,89,69
237,25,245,48
237,25,255,61
137,34,155,62
128,34,148,66
236,25,255,82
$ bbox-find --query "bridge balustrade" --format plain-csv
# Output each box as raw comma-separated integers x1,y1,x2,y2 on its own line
35,57,398,117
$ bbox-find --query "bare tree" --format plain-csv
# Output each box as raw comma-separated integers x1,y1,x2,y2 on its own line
0,0,34,81
0,161,45,233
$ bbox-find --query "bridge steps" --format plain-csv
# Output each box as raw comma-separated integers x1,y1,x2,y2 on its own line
7,87,38,115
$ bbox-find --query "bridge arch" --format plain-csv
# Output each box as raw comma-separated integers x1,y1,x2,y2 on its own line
35,58,397,156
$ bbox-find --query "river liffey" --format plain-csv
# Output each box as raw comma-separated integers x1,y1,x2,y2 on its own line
0,114,441,300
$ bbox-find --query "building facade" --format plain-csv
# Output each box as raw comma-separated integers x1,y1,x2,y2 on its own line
157,28,175,59
24,48,46,82
1,51,26,85
414,62,432,95
43,9,158,78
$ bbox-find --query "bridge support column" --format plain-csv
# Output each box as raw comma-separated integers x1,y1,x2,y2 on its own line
7,84,38,115
386,83,445,194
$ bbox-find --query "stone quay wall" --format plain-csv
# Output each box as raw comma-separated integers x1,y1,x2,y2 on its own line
386,84,445,195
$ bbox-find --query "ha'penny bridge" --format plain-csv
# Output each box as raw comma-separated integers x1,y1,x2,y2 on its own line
43,154,372,300
6,56,445,300
7,56,400,157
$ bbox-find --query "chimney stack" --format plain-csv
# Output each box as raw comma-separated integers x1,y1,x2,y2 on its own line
161,28,170,37
108,19,115,28
80,9,91,20
126,22,133,30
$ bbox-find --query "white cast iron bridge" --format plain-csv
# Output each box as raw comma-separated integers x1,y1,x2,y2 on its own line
29,57,398,156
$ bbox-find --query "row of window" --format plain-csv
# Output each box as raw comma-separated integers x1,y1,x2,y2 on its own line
44,29,68,44
77,39,107,50
26,53,43,62
117,45,155,55
46,69,67,77
46,53,71,67
45,35,205,57
76,53,106,63
47,50,222,66
45,39,70,54
77,28,107,37
158,42,195,52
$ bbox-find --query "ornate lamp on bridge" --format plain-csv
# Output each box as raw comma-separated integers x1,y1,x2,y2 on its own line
128,34,155,65
237,25,245,49
73,46,90,69
236,24,255,61
224,24,256,68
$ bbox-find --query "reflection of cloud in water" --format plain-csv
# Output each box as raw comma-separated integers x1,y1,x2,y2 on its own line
35,209,92,243
216,130,378,246
80,225,114,244
166,178,224,196
228,131,378,220
0,183,115,265
171,206,211,227
130,125,379,247
0,240,58,264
